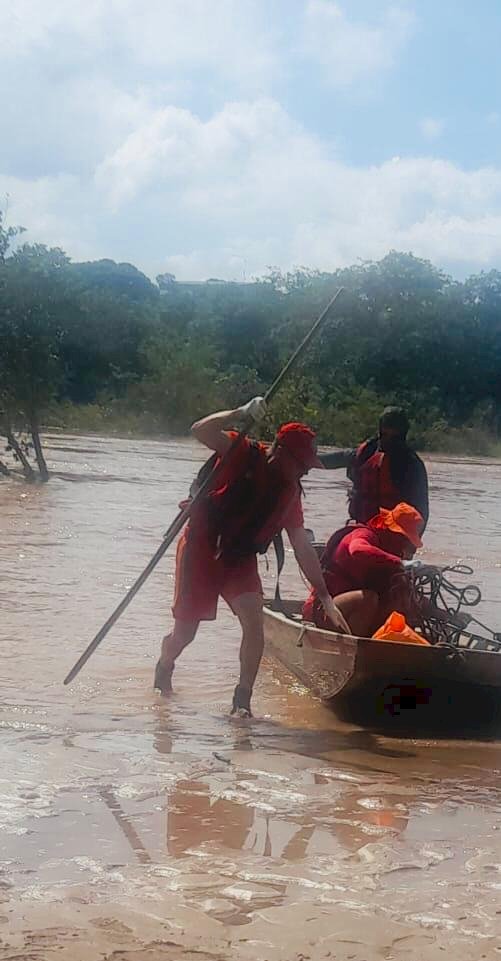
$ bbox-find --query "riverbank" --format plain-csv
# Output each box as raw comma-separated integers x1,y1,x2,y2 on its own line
43,402,501,458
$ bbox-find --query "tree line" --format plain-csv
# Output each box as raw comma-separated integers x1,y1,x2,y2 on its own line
1,212,501,481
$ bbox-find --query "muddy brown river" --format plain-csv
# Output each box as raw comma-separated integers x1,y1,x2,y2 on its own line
2,433,501,960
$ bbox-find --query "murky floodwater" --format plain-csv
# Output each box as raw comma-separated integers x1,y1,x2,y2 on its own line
2,434,501,960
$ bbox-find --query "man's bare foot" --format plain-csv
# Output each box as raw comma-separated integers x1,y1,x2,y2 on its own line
154,659,174,695
230,684,253,719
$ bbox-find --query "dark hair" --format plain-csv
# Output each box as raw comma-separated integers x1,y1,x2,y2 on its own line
379,405,409,436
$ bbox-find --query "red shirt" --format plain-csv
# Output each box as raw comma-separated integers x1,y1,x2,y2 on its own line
324,526,403,596
303,525,403,624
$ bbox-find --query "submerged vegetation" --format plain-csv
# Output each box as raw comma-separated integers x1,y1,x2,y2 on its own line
2,212,501,479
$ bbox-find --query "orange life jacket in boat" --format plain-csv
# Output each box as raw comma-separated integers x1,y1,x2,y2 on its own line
348,439,401,522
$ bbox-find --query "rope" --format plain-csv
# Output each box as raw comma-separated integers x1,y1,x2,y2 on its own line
405,562,501,651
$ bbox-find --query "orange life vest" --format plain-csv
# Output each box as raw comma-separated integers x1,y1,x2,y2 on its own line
348,439,401,522
192,442,296,562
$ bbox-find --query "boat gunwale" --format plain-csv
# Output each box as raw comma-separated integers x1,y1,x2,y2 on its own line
263,602,501,662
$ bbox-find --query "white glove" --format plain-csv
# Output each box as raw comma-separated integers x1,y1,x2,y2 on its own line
238,396,267,422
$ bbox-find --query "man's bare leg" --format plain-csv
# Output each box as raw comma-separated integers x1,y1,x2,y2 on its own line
154,619,200,694
230,592,264,716
333,590,380,637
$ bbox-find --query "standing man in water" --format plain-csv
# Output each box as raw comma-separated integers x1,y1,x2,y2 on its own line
319,406,429,531
154,397,350,717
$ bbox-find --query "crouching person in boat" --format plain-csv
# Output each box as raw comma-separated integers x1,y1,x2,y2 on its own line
154,398,350,718
303,502,425,638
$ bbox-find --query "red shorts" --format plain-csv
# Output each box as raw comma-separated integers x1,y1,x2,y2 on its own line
172,529,262,622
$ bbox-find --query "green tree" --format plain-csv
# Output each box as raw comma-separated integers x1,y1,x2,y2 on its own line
0,243,77,479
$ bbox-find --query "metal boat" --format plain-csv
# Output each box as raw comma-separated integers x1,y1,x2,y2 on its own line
264,599,501,726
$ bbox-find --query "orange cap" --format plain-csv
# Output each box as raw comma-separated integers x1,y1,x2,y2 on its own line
276,422,323,469
368,502,423,548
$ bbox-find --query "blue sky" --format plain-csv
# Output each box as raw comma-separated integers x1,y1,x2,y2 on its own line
1,1,501,280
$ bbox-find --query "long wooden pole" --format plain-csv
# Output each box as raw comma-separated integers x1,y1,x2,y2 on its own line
63,287,345,685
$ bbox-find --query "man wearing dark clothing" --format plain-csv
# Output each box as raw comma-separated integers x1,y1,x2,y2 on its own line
319,406,429,531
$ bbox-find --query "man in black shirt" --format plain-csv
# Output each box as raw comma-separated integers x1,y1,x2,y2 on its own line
319,406,429,531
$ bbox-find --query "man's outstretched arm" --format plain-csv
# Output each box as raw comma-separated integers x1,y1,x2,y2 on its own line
288,527,351,633
318,448,356,470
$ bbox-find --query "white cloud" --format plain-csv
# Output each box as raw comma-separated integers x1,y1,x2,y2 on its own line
91,100,501,278
2,3,501,281
303,1,416,87
419,117,444,140
0,0,279,183
0,0,276,89
0,173,99,261
5,99,501,279
94,99,323,209
0,1,106,57
0,1,415,185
